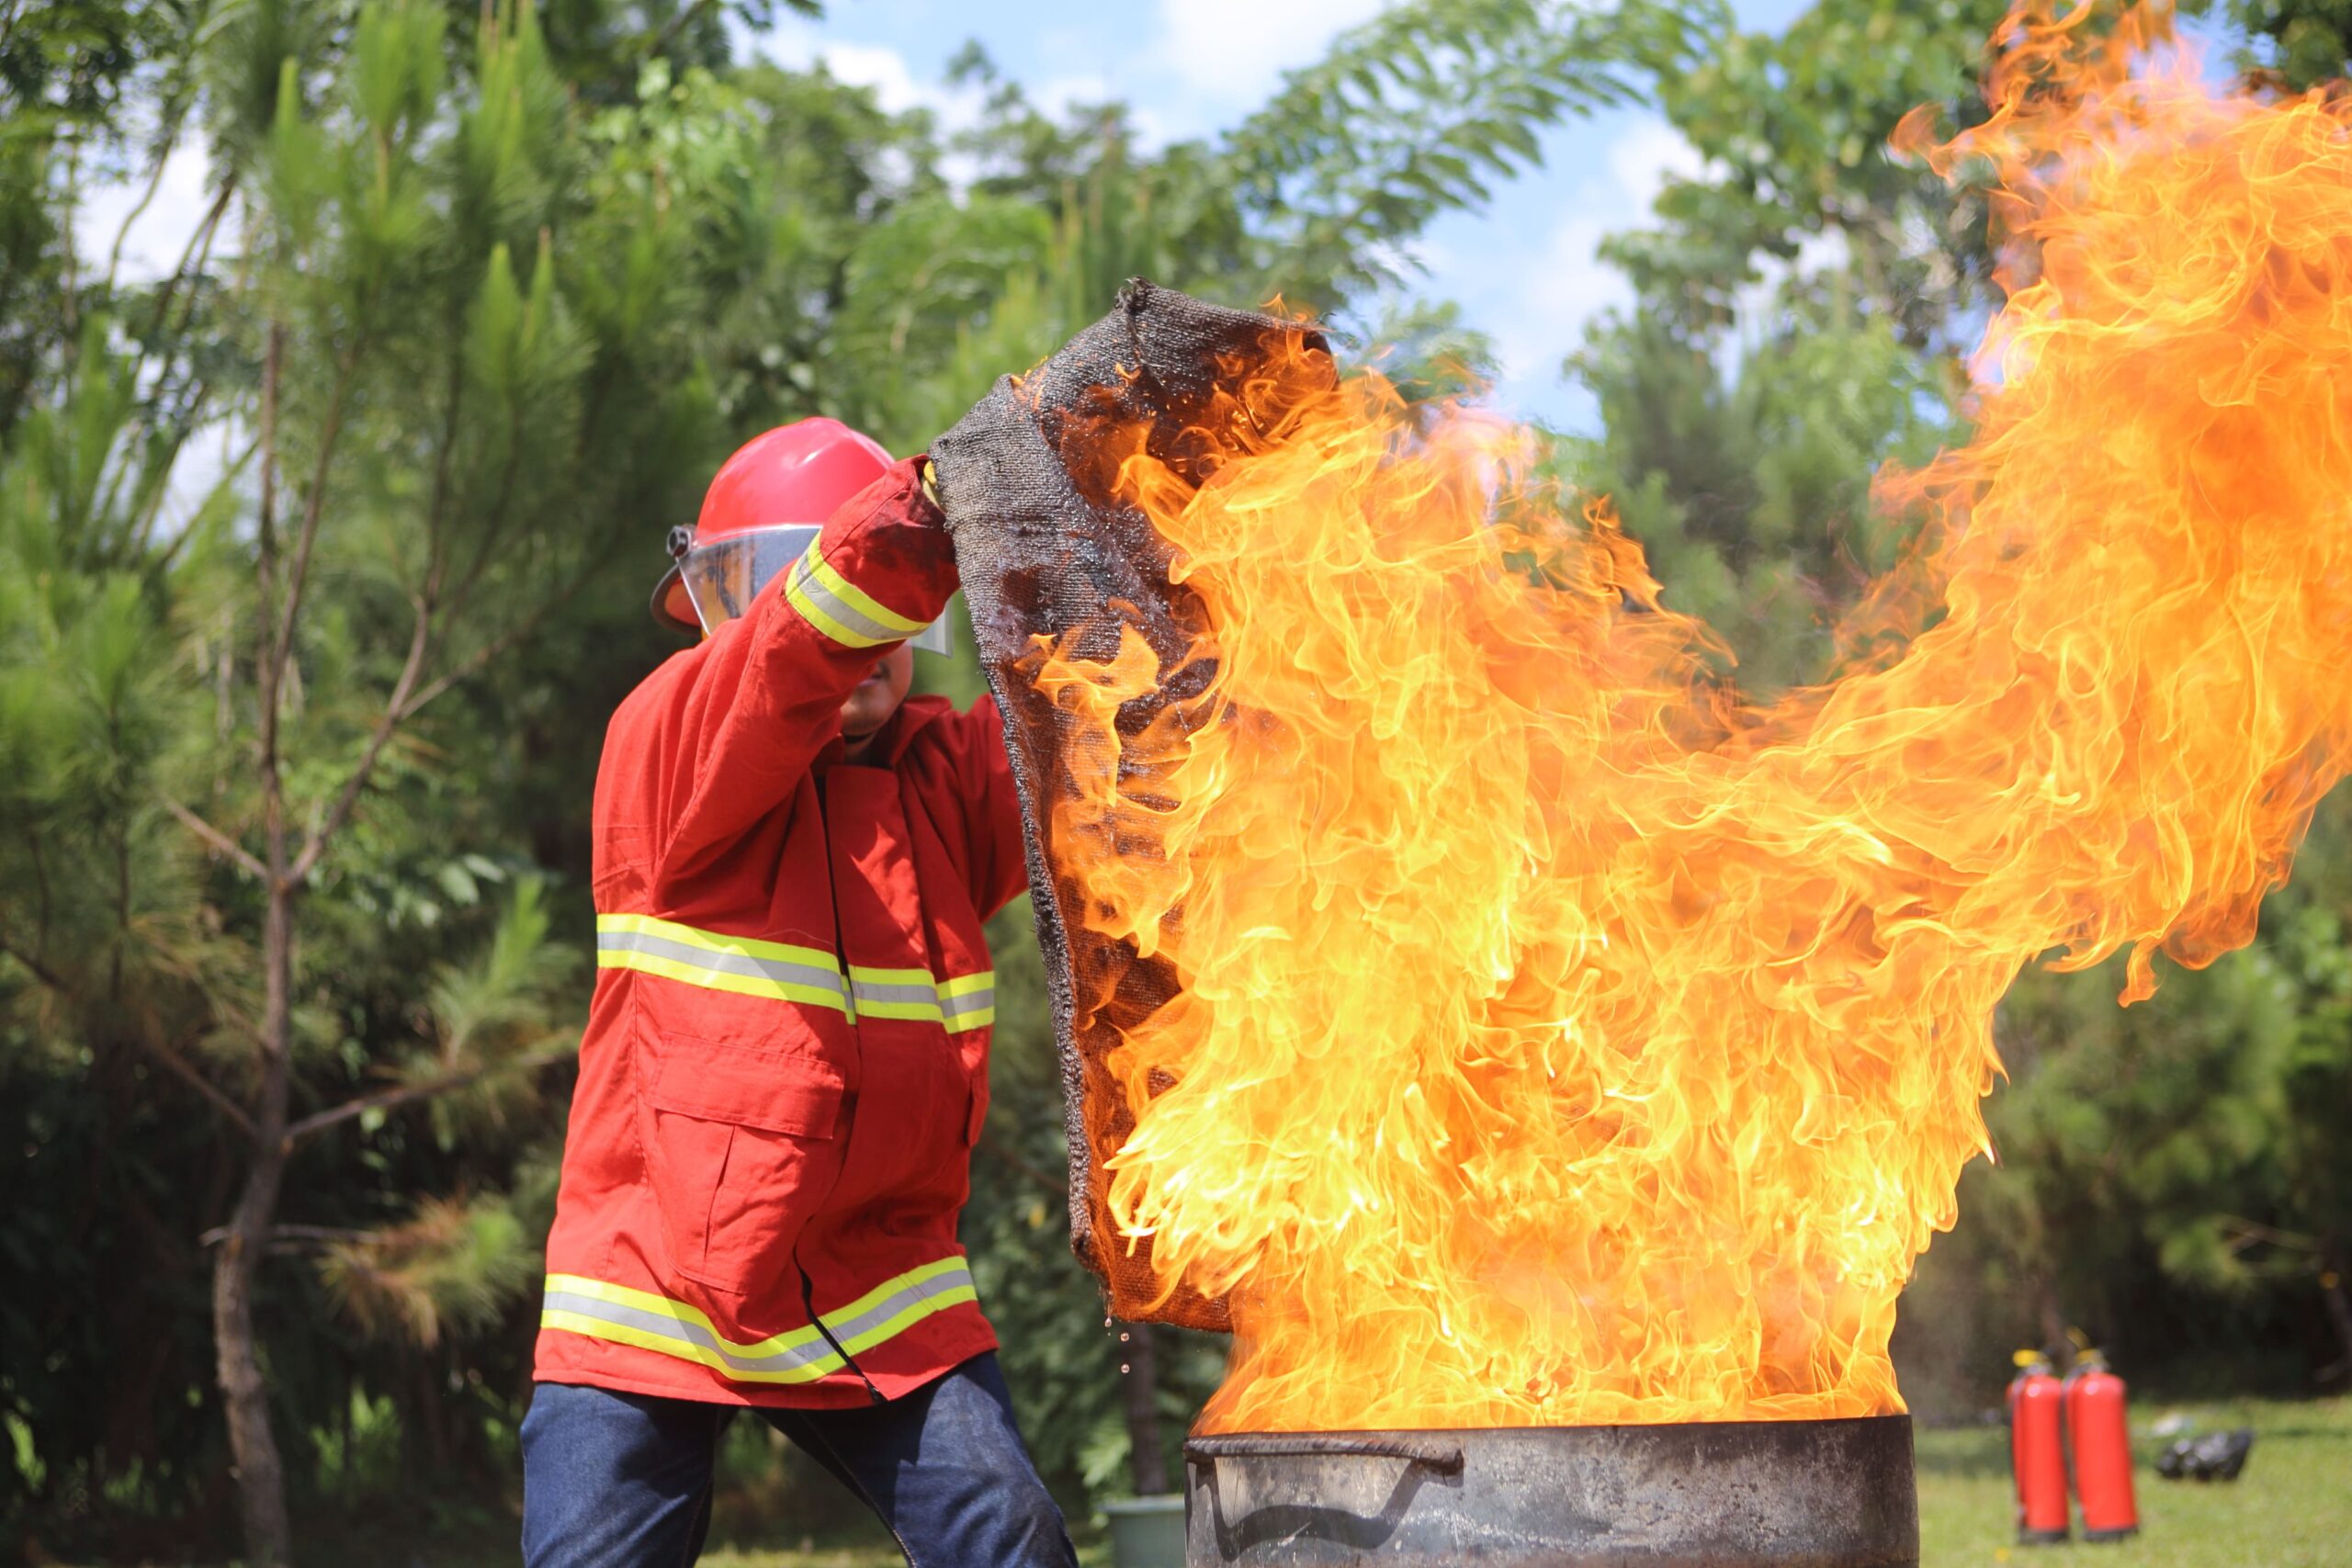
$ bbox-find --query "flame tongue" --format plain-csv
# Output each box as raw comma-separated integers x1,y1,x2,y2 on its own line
1020,3,2352,1432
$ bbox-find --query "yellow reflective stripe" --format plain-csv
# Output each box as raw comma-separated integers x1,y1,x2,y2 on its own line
855,999,944,1021
595,913,852,1014
850,964,937,986
594,914,991,1033
597,912,835,969
596,948,852,1011
806,550,930,636
845,966,996,1029
938,968,995,1033
540,1258,978,1385
836,1280,980,1357
537,1309,841,1385
849,963,944,1022
783,539,930,649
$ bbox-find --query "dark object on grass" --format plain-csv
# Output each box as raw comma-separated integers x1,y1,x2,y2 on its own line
930,280,1335,1330
2155,1427,2256,1482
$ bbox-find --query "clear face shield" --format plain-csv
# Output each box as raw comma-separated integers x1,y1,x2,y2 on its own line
655,524,952,654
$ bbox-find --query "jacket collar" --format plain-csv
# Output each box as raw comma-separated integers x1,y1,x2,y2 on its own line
820,693,955,772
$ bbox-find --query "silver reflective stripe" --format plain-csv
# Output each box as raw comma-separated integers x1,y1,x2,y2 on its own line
825,1261,977,1345
596,926,850,1004
541,1288,841,1378
786,551,920,648
939,987,994,1021
539,1258,980,1386
851,977,942,1010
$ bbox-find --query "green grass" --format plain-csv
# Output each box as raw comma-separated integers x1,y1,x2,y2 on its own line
56,1398,2346,1566
693,1398,2349,1568
639,1397,2352,1568
1914,1396,2352,1568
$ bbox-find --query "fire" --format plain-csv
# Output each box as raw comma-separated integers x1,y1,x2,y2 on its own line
1020,2,2352,1431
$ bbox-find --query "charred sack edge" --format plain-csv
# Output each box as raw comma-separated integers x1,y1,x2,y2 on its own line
1185,1433,1466,1473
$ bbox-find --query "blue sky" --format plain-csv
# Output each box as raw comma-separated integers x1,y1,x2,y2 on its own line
755,0,1817,429
89,3,2256,434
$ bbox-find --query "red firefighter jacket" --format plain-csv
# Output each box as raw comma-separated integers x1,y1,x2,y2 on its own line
535,458,1028,1407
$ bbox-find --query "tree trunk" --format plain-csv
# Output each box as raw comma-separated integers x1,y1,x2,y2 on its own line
1119,1319,1170,1495
213,1145,290,1564
216,883,295,1564
2320,1243,2352,1384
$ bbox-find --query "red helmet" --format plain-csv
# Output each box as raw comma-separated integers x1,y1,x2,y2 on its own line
654,418,918,637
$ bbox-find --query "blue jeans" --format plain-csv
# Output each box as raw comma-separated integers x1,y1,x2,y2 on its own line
520,1353,1077,1568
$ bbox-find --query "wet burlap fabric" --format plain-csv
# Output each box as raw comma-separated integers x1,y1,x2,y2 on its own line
931,280,1334,1331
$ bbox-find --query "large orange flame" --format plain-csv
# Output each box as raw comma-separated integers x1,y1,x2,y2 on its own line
1023,2,2352,1431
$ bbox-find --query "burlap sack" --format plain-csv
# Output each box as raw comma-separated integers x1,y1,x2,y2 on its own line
931,280,1334,1330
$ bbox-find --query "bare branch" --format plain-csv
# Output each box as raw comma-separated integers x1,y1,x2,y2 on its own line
152,421,259,575
978,1128,1067,1201
200,1222,374,1248
142,1033,259,1142
646,0,721,59
274,1224,374,1241
2220,1216,2321,1254
287,602,433,887
146,178,236,341
161,796,270,882
0,932,70,993
266,344,364,703
288,547,605,886
253,321,284,786
281,1043,568,1149
401,560,601,719
57,137,81,333
105,128,180,298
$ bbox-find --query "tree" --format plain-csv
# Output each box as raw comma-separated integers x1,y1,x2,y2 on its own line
0,0,749,1551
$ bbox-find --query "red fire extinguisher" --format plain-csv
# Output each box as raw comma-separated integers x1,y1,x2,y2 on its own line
2007,1349,2070,1545
2064,1348,2140,1542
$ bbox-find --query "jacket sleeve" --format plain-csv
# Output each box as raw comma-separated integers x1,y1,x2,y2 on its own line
956,697,1033,919
639,457,956,886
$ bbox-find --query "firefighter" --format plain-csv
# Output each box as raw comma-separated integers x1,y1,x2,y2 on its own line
520,419,1077,1567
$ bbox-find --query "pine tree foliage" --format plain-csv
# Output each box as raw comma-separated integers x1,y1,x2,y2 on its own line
1222,0,1710,308
318,1194,537,1348
3,0,1712,1551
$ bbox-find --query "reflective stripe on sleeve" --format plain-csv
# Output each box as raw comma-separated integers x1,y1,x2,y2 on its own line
784,539,933,649
540,1257,979,1385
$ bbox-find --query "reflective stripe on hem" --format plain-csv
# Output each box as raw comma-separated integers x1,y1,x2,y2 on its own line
541,1258,979,1385
594,914,992,1030
784,538,931,649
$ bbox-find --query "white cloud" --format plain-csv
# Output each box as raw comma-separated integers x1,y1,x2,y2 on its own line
756,23,985,131
1607,118,1707,206
1478,117,1703,389
1504,215,1631,383
74,137,213,287
1034,72,1114,115
1144,0,1388,135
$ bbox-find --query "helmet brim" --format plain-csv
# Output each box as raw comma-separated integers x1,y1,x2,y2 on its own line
650,564,700,636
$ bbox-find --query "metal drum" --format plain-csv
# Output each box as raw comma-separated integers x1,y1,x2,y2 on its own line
1183,1416,1919,1566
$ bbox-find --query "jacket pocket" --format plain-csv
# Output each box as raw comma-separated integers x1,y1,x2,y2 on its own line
638,1028,846,1299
